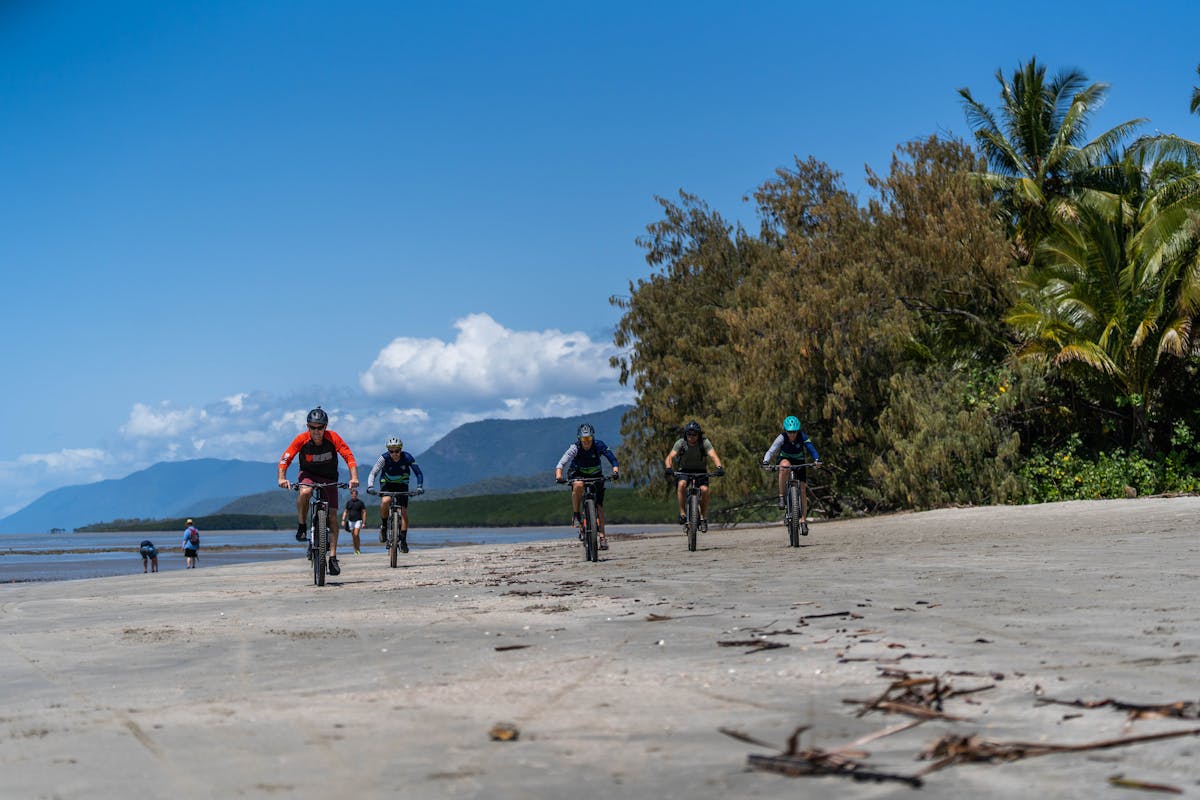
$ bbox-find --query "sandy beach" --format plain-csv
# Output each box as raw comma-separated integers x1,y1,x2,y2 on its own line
1,497,1198,798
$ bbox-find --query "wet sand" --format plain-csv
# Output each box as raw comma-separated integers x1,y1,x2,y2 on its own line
1,498,1198,798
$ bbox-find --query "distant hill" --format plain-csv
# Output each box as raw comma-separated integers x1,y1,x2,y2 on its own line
0,405,633,533
416,405,630,489
0,459,275,533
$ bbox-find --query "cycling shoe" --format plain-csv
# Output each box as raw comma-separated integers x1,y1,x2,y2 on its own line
327,556,340,576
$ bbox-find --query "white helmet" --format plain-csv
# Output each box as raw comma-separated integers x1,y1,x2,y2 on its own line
386,436,403,449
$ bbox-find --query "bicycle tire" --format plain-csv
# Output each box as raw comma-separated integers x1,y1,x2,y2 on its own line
686,492,699,552
389,507,400,568
583,498,599,562
787,482,801,548
314,507,328,586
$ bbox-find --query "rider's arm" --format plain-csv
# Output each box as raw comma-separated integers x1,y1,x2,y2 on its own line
277,433,307,487
326,431,359,486
705,440,723,470
408,457,424,488
366,454,386,491
763,434,784,464
665,445,680,470
556,444,578,480
804,434,820,462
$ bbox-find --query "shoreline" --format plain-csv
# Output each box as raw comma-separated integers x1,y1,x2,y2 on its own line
1,497,1198,798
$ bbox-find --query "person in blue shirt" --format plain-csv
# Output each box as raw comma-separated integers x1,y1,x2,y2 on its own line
182,519,200,568
366,437,424,554
762,416,821,535
555,423,619,550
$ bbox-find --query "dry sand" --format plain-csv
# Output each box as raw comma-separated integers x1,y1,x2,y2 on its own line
1,497,1198,798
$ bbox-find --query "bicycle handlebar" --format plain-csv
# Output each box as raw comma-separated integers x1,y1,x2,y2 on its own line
557,475,611,485
760,462,823,472
668,470,723,479
366,487,425,497
289,481,349,491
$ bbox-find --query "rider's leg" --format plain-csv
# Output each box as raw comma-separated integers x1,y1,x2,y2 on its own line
380,496,392,541
778,459,790,505
700,485,709,517
676,480,687,518
800,480,809,532
400,505,409,534
571,481,583,514
297,485,313,525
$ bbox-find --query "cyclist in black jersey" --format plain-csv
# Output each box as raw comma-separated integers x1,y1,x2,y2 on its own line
664,420,724,526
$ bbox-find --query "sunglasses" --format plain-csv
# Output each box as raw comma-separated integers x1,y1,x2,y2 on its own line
388,447,401,453
308,424,326,431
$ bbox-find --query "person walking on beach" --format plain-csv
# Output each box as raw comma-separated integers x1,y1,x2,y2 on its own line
341,487,367,555
665,421,724,530
182,520,200,568
555,423,619,550
762,415,821,536
277,406,359,577
139,539,159,573
366,436,423,554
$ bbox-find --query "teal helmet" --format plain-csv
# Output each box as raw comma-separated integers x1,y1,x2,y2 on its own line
782,415,801,432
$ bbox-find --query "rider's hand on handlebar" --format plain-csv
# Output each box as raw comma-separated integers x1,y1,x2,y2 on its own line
715,466,725,477
556,476,566,484
416,486,425,495
611,467,619,478
278,477,290,489
664,468,674,478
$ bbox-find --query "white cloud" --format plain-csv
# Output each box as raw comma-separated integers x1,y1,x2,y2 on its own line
122,402,201,437
18,448,109,470
360,313,623,405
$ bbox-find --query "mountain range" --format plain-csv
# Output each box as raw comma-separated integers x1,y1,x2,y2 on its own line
0,405,632,533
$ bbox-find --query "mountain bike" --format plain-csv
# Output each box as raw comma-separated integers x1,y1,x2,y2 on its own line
668,470,722,552
291,480,347,586
557,475,607,562
367,487,423,568
761,462,821,547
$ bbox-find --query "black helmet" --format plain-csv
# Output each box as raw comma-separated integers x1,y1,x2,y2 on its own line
577,423,595,439
307,407,328,427
684,420,702,435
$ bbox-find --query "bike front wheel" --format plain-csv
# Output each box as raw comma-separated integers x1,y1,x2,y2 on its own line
582,498,599,562
389,508,401,568
313,507,328,586
787,482,801,548
686,492,699,552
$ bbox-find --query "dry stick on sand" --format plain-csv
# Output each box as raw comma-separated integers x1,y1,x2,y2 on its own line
844,675,995,721
1035,696,1200,722
722,722,926,788
915,727,1200,777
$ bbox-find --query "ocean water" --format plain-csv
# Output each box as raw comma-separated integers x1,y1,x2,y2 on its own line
0,526,589,584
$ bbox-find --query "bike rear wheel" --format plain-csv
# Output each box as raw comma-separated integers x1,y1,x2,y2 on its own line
313,507,328,586
582,498,599,562
686,492,699,552
389,508,401,568
787,482,801,547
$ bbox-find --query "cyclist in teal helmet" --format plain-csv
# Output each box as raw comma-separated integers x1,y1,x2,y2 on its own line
762,416,821,529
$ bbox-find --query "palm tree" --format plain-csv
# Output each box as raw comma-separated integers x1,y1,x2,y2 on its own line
1191,64,1200,115
1008,140,1200,448
959,57,1145,264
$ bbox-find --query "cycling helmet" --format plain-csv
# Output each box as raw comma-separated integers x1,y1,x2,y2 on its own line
577,423,595,439
386,436,403,450
307,407,328,426
684,420,702,436
782,415,801,432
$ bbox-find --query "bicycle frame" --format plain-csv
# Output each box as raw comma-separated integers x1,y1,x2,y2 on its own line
762,462,818,547
368,487,421,568
292,481,347,585
562,476,606,562
672,471,721,552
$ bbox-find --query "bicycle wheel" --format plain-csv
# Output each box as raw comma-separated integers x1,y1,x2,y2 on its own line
582,497,599,562
314,507,328,586
389,508,400,568
787,482,801,548
686,491,699,552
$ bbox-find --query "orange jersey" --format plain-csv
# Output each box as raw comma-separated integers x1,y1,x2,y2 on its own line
278,429,356,479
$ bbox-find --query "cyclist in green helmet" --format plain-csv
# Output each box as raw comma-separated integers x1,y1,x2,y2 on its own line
762,415,821,530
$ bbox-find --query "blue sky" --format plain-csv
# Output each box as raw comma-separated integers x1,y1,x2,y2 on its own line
2,0,1199,517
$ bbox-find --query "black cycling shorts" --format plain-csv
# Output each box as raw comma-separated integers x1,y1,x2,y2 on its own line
381,483,410,508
